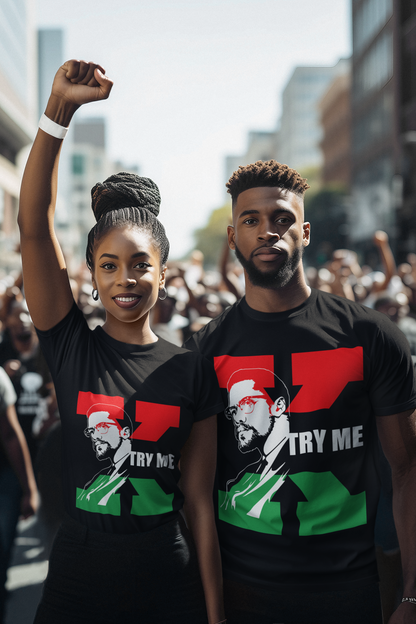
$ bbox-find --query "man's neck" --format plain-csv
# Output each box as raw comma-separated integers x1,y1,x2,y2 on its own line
244,274,311,313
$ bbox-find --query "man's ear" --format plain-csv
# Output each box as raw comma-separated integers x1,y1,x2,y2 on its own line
272,397,286,417
227,225,236,251
303,222,311,247
120,427,130,440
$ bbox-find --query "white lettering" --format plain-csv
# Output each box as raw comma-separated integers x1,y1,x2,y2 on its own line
332,428,351,451
313,429,326,453
289,433,298,456
156,453,175,468
157,453,169,468
146,453,154,467
137,452,146,467
353,425,363,447
299,431,313,454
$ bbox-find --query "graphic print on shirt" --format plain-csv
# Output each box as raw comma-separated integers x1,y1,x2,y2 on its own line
75,391,181,517
214,349,367,537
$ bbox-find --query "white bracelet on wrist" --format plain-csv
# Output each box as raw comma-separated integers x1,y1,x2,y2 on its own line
38,113,68,139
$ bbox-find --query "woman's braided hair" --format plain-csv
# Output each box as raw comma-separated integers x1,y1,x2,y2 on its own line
86,172,169,270
226,160,310,203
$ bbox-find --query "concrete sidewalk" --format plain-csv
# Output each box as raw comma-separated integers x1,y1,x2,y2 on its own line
5,516,49,624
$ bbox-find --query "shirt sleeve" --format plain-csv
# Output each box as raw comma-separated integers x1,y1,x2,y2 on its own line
191,353,225,421
368,317,416,416
35,302,88,379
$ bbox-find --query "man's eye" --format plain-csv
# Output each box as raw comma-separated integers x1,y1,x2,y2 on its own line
243,218,257,225
96,424,110,433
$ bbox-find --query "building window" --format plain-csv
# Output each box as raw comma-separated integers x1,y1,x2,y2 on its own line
352,91,393,154
354,31,393,102
353,0,393,54
72,154,85,175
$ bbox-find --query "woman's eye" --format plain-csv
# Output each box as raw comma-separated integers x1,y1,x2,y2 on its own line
135,262,151,269
101,262,116,270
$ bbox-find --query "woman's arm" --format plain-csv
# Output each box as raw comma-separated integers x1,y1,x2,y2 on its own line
180,415,226,624
18,60,113,330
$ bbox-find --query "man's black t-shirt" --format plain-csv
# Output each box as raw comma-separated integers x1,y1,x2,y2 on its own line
36,303,224,534
185,289,416,590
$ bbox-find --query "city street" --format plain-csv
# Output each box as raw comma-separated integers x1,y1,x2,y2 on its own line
5,516,48,624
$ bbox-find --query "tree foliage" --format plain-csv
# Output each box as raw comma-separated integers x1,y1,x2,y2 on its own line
192,203,232,269
303,185,349,267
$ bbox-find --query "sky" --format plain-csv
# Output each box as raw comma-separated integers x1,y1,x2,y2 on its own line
35,0,351,258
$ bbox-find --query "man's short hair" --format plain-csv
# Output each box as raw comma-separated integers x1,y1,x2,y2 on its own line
226,160,310,204
86,403,132,434
227,368,290,416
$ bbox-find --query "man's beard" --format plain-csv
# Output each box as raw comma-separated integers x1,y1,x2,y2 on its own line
234,244,304,289
235,420,274,453
94,440,115,461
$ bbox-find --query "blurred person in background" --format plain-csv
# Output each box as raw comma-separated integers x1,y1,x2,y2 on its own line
0,291,57,465
0,365,38,624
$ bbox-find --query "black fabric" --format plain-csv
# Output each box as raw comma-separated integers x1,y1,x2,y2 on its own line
223,577,382,624
36,303,223,534
34,514,208,624
0,336,51,463
185,289,416,591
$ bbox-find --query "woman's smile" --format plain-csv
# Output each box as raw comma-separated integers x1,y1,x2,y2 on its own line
112,293,143,309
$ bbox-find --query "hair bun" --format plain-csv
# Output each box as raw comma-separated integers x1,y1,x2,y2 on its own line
91,172,161,222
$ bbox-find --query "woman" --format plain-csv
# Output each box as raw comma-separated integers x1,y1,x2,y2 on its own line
18,60,225,624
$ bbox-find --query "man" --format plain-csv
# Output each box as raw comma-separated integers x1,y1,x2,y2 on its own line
84,404,132,472
221,370,291,525
77,404,132,510
0,296,57,463
185,160,416,624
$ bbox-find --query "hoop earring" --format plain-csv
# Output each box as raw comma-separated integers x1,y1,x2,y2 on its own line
158,286,167,301
92,289,99,301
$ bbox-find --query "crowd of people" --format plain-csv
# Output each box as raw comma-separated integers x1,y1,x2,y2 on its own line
0,58,415,624
0,224,415,622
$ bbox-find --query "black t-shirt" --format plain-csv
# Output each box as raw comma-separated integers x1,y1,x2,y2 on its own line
36,303,223,534
185,289,416,590
0,335,52,462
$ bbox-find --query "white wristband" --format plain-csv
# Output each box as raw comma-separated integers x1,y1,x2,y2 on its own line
38,113,68,139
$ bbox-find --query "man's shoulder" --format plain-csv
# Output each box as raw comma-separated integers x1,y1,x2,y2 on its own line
184,299,241,351
314,288,393,324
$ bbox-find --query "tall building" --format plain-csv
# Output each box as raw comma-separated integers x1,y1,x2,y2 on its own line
68,118,110,261
224,130,279,199
350,0,396,253
0,0,37,269
277,60,349,173
38,29,64,117
396,0,416,258
319,66,352,189
67,117,139,263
